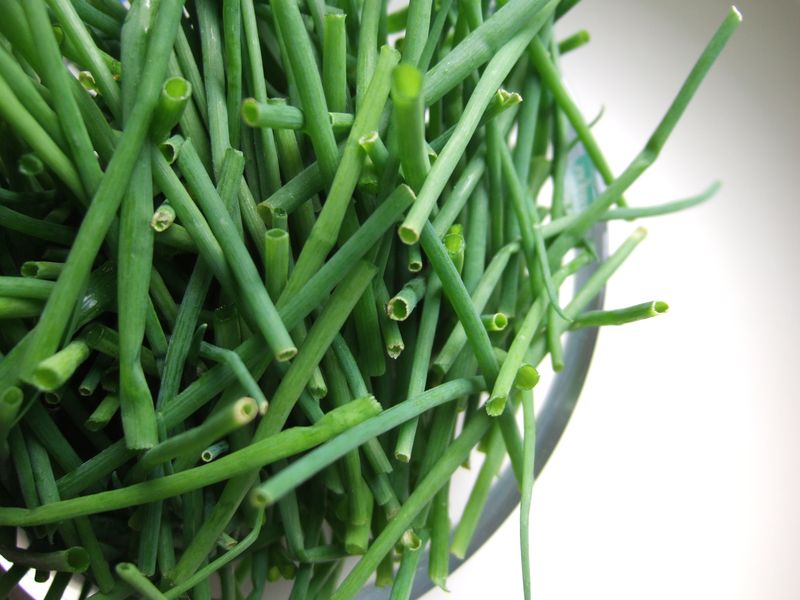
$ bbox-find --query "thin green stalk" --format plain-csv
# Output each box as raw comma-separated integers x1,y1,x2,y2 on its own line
135,397,258,476
0,386,23,459
257,161,326,215
406,244,424,272
8,428,40,511
242,99,354,133
264,228,290,299
394,279,442,461
387,276,427,321
433,156,486,237
223,0,243,149
151,203,176,233
0,399,380,528
390,531,428,600
115,563,165,600
482,312,509,332
344,480,373,554
0,546,89,574
241,0,282,193
444,227,465,273
571,301,669,329
283,45,399,298
0,206,75,246
431,241,518,376
21,261,65,281
547,303,565,372
539,181,721,239
198,342,269,415
172,26,208,124
150,77,193,143
329,335,395,476
84,394,120,432
451,423,504,557
117,152,158,450
272,0,339,184
0,43,67,150
117,6,160,447
429,480,451,589
528,38,625,206
197,0,230,173
420,222,498,383
499,131,570,323
358,131,389,173
417,0,454,72
323,14,349,112
340,205,386,377
81,324,159,378
0,297,43,319
392,64,430,191
25,401,83,473
303,0,326,51
558,30,590,54
201,441,229,462
547,8,741,263
520,387,537,600
356,0,382,109
26,437,113,589
403,0,433,66
29,340,90,392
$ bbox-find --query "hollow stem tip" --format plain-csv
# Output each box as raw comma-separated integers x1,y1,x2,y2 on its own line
150,76,192,142
482,312,509,332
29,340,90,392
386,277,426,321
150,203,177,232
572,300,669,329
487,366,539,415
0,546,90,573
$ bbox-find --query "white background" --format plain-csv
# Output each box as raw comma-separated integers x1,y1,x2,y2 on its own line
426,1,800,598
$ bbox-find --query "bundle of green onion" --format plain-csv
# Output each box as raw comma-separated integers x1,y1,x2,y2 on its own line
0,0,740,598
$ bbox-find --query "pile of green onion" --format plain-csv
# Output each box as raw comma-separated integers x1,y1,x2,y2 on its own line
0,0,739,598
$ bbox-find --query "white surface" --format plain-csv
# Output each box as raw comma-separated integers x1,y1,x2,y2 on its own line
425,1,800,599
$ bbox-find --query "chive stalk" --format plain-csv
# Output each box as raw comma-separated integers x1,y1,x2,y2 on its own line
272,0,339,185
84,395,120,432
387,277,427,322
392,64,431,192
30,340,90,392
571,301,669,329
149,77,193,143
20,261,64,281
0,386,23,459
